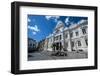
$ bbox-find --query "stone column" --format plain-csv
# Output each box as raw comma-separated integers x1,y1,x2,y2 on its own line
68,29,72,52
62,28,65,52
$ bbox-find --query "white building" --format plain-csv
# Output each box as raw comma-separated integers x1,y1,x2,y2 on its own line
28,38,37,51
44,19,88,52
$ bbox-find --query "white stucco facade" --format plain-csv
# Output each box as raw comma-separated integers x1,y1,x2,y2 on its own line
44,19,88,52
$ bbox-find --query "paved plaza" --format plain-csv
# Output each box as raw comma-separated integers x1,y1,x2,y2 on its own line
28,50,88,61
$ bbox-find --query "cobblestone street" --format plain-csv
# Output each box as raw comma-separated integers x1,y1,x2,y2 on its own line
28,50,88,61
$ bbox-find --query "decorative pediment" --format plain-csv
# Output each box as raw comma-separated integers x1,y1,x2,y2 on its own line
53,21,65,34
55,20,64,29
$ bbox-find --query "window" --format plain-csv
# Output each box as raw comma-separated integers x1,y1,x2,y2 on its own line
75,31,79,36
54,37,56,41
47,38,49,42
78,41,81,46
55,37,57,41
48,38,50,42
65,42,68,47
55,36,58,41
30,43,32,47
82,28,86,34
70,32,73,38
85,39,88,46
51,38,52,42
60,35,62,40
71,41,74,47
65,34,68,38
33,44,35,47
56,29,60,33
54,37,58,41
56,37,57,40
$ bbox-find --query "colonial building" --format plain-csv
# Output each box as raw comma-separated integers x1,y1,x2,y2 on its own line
44,19,88,52
38,39,45,51
28,38,37,52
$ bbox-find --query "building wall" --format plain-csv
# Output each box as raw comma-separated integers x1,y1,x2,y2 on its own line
64,21,88,52
28,38,37,52
45,20,88,52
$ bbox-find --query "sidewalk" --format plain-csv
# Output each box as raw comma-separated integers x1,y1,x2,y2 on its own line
28,50,88,61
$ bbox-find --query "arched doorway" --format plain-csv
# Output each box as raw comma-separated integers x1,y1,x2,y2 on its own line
55,42,62,51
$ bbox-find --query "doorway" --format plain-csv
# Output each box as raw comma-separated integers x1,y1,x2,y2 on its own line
55,42,62,51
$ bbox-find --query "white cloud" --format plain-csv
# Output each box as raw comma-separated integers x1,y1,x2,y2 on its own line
65,17,69,25
54,18,58,22
28,25,40,35
28,18,31,22
28,25,40,32
77,19,87,25
32,31,36,35
45,16,52,20
32,19,35,22
45,16,60,22
28,18,36,23
65,17,74,26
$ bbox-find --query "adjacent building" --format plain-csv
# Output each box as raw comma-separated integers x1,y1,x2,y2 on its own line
28,38,37,52
38,39,45,51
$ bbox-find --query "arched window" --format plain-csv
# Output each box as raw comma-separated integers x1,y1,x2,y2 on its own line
78,41,81,46
71,41,74,47
82,28,86,34
65,33,68,38
75,31,79,36
70,32,73,38
85,39,88,46
65,42,68,48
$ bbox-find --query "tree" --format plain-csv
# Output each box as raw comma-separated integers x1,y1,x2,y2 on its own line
51,43,56,52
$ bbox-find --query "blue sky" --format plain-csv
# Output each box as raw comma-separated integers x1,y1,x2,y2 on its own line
28,15,87,42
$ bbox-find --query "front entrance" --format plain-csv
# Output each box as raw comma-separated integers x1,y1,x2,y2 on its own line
55,42,62,51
